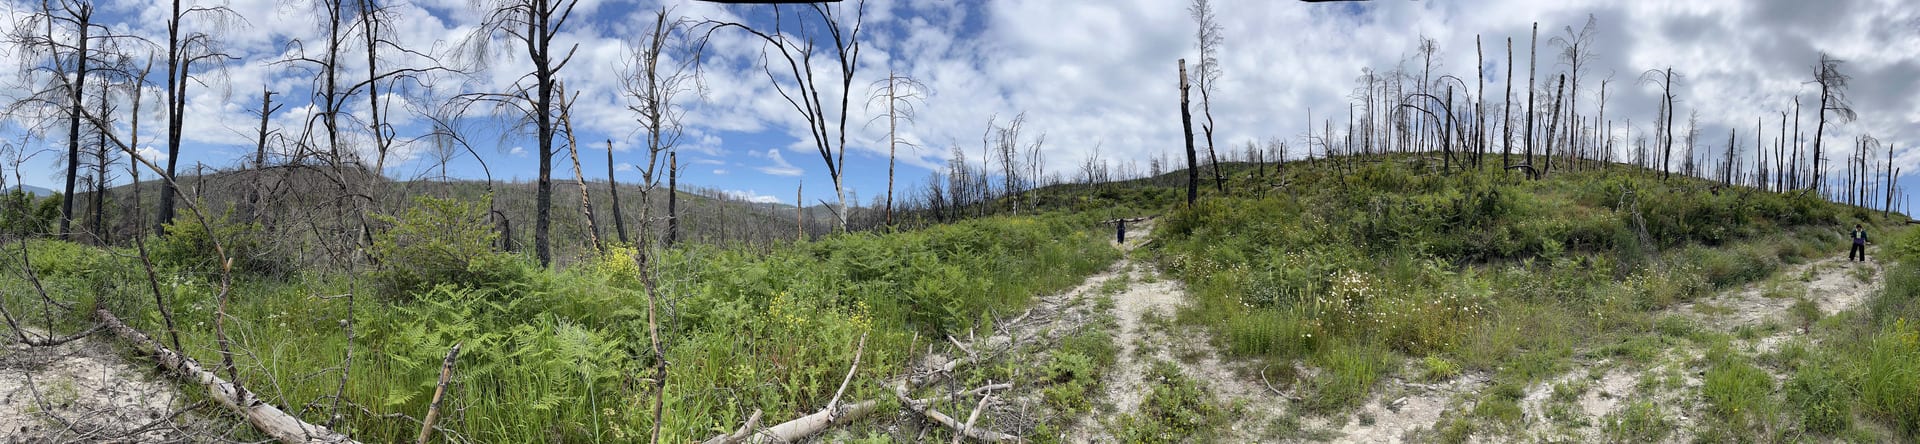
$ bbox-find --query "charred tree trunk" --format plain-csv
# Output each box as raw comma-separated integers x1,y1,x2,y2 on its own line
61,3,94,241
1542,75,1563,178
1503,37,1513,168
1180,59,1199,207
608,141,628,245
1525,23,1537,175
667,151,678,248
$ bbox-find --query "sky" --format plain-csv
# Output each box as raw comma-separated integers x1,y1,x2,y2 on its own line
3,0,1918,212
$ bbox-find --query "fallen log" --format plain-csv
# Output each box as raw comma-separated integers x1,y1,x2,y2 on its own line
895,383,1021,443
97,309,359,444
699,409,763,444
711,399,879,443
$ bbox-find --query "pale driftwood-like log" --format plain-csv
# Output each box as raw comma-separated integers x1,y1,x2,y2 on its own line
699,409,763,444
824,334,867,420
750,399,882,443
698,394,882,443
894,383,1021,443
97,309,359,444
952,390,993,444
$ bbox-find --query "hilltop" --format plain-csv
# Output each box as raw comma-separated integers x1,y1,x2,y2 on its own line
2,154,1917,443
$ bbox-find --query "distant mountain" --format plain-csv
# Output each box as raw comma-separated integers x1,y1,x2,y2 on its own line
5,185,53,196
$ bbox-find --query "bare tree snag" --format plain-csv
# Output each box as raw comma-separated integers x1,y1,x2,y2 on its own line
704,1,867,231
1502,37,1513,168
1887,145,1897,216
59,1,94,241
1180,59,1199,207
1525,22,1537,173
97,309,359,444
796,183,804,241
1191,0,1227,194
458,0,584,267
557,84,603,253
1810,53,1856,191
608,141,629,244
249,87,282,220
158,0,236,235
667,151,679,247
1640,67,1678,180
868,70,927,226
1542,75,1565,178
1475,35,1485,166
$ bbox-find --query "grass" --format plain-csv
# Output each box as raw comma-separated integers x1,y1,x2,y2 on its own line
1470,381,1526,428
1602,400,1673,443
1420,355,1462,382
1036,321,1120,435
0,207,1121,442
1112,361,1229,443
1701,342,1777,438
1145,157,1888,436
10,154,1918,441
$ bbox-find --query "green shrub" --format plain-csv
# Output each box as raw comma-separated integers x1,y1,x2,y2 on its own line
1859,324,1920,436
151,208,288,277
1040,351,1098,410
1786,363,1851,435
17,238,111,278
1115,361,1225,442
1421,355,1462,382
1690,244,1778,289
371,195,522,297
1302,341,1392,412
1472,382,1526,426
1603,401,1673,443
1702,344,1775,430
0,190,59,238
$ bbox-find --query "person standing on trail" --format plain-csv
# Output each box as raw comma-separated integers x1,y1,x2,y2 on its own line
1850,224,1869,262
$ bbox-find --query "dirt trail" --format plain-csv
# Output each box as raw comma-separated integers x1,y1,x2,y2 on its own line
1505,251,1882,442
1061,220,1293,441
1677,253,1879,335
0,328,214,442
955,227,1885,442
1326,251,1883,443
1331,369,1490,443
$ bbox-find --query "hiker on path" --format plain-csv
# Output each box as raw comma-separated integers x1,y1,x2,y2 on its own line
1850,224,1869,262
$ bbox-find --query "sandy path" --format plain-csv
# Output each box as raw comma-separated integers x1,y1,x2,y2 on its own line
1502,251,1883,442
0,328,211,443
1677,254,1879,334
1060,220,1295,441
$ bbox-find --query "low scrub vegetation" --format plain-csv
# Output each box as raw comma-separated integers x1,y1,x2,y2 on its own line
0,200,1116,442
1153,159,1875,433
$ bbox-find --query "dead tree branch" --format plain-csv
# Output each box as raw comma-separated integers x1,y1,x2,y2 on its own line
96,309,359,444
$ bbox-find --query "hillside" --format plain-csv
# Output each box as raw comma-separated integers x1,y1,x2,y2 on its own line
4,184,54,196
59,164,867,262
3,155,1918,443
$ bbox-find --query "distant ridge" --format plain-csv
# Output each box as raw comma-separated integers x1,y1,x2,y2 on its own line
5,185,53,196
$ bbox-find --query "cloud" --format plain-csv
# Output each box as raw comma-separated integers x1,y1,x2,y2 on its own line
135,146,167,163
723,189,782,204
614,163,634,172
8,0,1919,205
756,149,804,177
713,168,728,175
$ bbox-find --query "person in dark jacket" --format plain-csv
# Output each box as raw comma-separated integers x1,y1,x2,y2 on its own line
1850,224,1869,262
